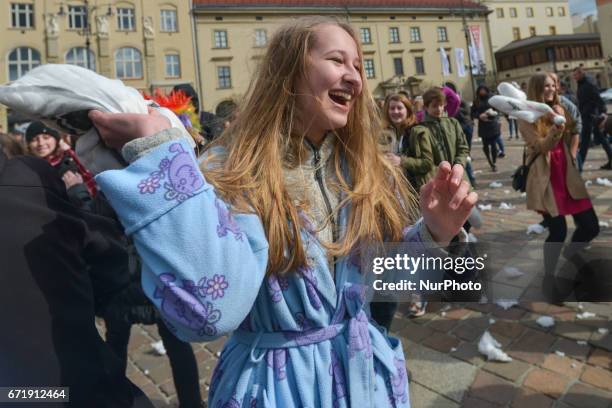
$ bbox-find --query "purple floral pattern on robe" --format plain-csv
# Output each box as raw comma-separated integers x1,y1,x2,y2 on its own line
266,349,288,380
278,276,289,291
189,275,229,300
216,397,240,408
299,266,322,310
206,274,229,300
215,199,244,241
154,272,221,337
138,176,160,194
348,311,372,359
137,143,204,202
343,283,372,359
390,357,408,404
267,275,283,303
330,350,347,408
298,210,316,234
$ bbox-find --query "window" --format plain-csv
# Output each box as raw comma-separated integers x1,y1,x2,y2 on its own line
393,57,404,75
558,7,566,17
254,29,267,47
549,26,557,35
164,54,180,78
496,8,504,18
510,7,517,18
532,48,548,64
10,3,34,28
586,44,602,59
437,27,448,42
557,46,571,60
65,47,95,70
546,7,553,17
415,56,425,75
68,5,87,29
217,66,231,89
526,7,534,17
571,46,586,59
214,30,228,48
115,47,142,79
529,26,536,36
360,27,372,44
389,27,400,43
117,7,135,31
410,27,421,42
512,27,520,41
364,59,375,78
160,9,177,32
8,47,40,80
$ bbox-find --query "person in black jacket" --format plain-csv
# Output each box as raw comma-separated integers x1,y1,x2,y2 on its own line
572,67,612,170
471,85,502,171
25,121,97,210
0,149,153,408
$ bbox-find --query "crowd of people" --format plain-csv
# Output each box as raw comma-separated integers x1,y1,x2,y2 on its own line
1,15,610,408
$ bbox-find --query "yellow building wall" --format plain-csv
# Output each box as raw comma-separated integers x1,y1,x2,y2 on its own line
483,0,573,52
597,0,612,60
195,11,493,113
0,0,196,91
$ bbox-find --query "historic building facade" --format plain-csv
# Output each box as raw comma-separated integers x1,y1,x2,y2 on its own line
495,33,608,88
478,0,573,52
1,0,197,129
192,0,494,114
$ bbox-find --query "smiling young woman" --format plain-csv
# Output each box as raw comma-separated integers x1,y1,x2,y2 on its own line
90,16,477,407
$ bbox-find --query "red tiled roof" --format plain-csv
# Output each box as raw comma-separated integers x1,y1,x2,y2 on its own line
194,0,486,10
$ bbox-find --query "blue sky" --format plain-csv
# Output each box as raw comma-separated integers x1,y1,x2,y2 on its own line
568,0,596,16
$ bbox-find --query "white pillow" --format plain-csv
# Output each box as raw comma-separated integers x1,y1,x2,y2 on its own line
0,64,192,174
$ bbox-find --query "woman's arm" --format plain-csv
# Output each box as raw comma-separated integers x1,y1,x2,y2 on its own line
517,119,563,155
96,135,269,342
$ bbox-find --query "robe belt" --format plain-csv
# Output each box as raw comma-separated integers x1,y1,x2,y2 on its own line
233,283,400,407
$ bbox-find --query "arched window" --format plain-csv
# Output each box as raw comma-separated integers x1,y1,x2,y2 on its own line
115,47,142,79
8,47,41,81
65,47,96,71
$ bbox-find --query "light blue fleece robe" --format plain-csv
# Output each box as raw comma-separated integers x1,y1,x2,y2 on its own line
97,138,441,408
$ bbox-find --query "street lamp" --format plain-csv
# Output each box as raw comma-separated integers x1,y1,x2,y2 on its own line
57,1,114,70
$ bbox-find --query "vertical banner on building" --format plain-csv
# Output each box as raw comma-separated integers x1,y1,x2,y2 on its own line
454,48,466,78
439,47,450,76
468,25,486,74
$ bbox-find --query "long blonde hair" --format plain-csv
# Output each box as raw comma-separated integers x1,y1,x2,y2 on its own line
527,72,575,138
202,16,418,275
383,94,417,133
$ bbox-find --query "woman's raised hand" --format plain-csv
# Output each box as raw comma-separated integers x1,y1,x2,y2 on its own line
419,162,478,247
88,107,171,150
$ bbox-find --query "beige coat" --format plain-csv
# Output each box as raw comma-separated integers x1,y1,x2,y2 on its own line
518,120,589,217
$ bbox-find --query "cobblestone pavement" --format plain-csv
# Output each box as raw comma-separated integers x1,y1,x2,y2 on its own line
102,123,612,408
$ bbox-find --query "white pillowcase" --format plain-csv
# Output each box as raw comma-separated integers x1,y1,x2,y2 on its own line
0,64,192,174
